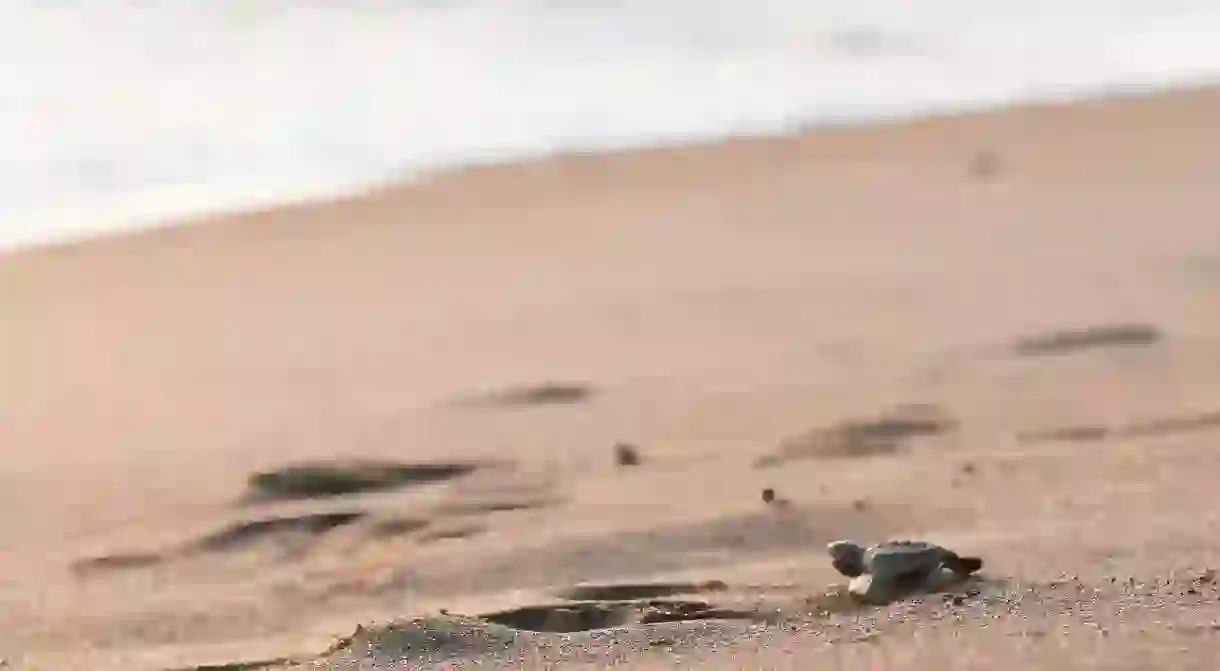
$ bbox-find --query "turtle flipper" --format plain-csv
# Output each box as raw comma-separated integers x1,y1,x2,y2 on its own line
832,557,866,578
827,540,867,577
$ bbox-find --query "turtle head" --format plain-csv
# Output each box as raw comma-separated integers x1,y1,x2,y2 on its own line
827,540,866,577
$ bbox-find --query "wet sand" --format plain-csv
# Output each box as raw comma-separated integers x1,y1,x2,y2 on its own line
4,85,1220,669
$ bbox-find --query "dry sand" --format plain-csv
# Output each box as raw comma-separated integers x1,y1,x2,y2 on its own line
4,85,1220,669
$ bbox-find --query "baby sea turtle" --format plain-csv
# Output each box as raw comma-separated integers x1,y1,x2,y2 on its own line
828,539,983,580
827,539,983,603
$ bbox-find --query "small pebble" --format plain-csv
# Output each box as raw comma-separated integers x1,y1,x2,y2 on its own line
614,443,642,467
969,150,1002,179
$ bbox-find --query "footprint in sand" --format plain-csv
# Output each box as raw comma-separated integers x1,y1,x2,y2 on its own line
243,459,490,504
73,463,552,575
448,381,597,409
477,598,765,633
1011,323,1161,358
755,403,955,467
1018,409,1220,445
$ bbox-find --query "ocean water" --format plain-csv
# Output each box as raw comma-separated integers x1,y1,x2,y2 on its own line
4,1,1220,249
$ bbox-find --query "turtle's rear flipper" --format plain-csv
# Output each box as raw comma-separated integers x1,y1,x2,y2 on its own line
943,555,984,576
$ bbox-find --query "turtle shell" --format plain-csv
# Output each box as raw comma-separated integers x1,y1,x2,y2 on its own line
863,541,950,581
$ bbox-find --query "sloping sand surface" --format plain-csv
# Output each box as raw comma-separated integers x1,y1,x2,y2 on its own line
4,86,1220,669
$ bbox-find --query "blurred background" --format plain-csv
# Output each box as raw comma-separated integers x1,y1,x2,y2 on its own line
5,0,1220,249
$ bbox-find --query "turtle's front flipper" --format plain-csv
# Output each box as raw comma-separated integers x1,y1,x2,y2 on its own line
827,540,867,577
832,556,866,578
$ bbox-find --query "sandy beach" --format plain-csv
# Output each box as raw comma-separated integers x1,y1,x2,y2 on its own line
4,85,1220,669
